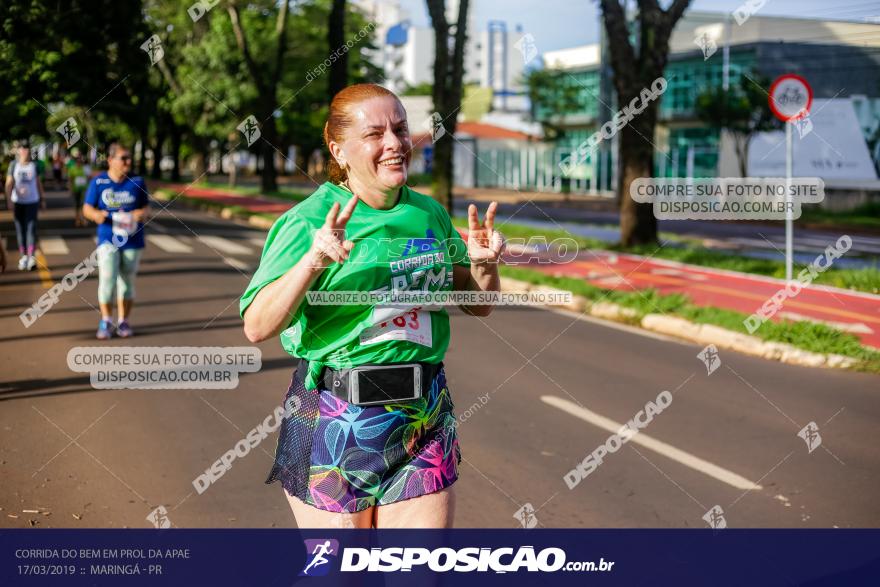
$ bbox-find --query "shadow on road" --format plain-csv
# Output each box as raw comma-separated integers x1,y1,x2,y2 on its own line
0,315,243,344
0,374,93,402
0,293,237,318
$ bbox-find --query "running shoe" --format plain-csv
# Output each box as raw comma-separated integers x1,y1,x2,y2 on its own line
116,320,133,338
17,256,28,270
26,256,36,271
96,319,115,340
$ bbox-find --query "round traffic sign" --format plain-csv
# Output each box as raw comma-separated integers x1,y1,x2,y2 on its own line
769,74,812,122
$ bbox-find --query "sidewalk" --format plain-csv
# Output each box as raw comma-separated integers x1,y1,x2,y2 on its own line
152,182,880,349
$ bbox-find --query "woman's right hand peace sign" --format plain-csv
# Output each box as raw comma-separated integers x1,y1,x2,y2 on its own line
306,195,358,270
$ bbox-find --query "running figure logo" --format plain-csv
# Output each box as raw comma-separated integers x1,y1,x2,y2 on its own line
300,539,339,576
513,503,538,529
697,344,721,375
56,118,81,148
514,33,538,65
237,115,261,146
794,113,813,139
140,34,164,65
702,505,727,529
694,32,717,60
798,421,822,453
428,112,446,143
146,505,172,529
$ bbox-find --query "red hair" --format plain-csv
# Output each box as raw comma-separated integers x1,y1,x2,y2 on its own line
323,83,404,183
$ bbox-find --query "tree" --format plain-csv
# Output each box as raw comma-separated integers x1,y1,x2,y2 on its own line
228,0,290,193
426,0,469,213
0,0,152,145
276,0,381,170
402,82,434,96
327,0,348,100
150,0,260,182
599,0,691,246
143,0,240,182
695,73,776,177
524,68,582,140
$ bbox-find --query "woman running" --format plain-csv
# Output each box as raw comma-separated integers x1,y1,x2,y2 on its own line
241,83,503,529
4,142,46,271
82,144,149,339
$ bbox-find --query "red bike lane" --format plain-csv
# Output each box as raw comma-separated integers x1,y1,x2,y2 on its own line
528,250,880,349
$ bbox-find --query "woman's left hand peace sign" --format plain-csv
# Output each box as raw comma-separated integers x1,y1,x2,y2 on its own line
467,201,505,264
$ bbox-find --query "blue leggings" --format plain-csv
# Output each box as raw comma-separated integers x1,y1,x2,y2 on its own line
13,203,39,255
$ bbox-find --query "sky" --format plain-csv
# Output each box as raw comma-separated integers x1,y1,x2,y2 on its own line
395,0,880,54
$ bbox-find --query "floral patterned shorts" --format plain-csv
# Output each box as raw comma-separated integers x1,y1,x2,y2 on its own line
266,362,461,513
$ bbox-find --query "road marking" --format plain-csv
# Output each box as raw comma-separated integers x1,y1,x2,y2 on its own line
541,395,763,491
593,275,631,287
223,257,250,271
147,234,193,253
651,267,708,281
39,237,69,255
34,251,53,289
249,237,265,249
197,235,252,256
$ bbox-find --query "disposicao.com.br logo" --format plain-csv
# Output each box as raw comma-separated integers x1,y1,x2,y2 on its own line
298,539,614,575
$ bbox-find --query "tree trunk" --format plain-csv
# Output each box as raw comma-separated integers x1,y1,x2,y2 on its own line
260,110,279,193
598,0,692,247
432,136,454,212
734,133,749,177
227,2,288,197
138,123,149,176
228,149,238,188
191,136,208,183
327,0,348,100
170,124,182,182
426,0,469,215
150,125,165,180
618,152,657,246
617,109,658,246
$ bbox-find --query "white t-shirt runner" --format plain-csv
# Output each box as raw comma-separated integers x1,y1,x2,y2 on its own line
8,161,41,204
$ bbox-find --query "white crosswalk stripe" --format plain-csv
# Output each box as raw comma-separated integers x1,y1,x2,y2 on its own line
223,257,251,271
147,234,193,253
197,235,253,256
40,236,70,255
249,237,265,250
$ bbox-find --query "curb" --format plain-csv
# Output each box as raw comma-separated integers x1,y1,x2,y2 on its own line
500,277,859,371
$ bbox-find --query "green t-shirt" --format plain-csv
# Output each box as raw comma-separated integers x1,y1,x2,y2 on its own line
68,164,86,192
240,182,470,390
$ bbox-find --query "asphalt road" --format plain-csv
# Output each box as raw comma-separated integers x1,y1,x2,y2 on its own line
1,189,878,529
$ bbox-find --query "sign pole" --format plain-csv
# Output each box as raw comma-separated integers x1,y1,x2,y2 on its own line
769,74,811,283
785,120,793,282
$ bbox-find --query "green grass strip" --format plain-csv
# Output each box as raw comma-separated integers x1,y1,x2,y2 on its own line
500,265,880,372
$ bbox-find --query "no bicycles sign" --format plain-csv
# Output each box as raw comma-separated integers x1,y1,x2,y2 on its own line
769,74,812,122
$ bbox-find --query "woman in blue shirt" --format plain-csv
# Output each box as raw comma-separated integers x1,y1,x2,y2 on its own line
83,144,150,339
